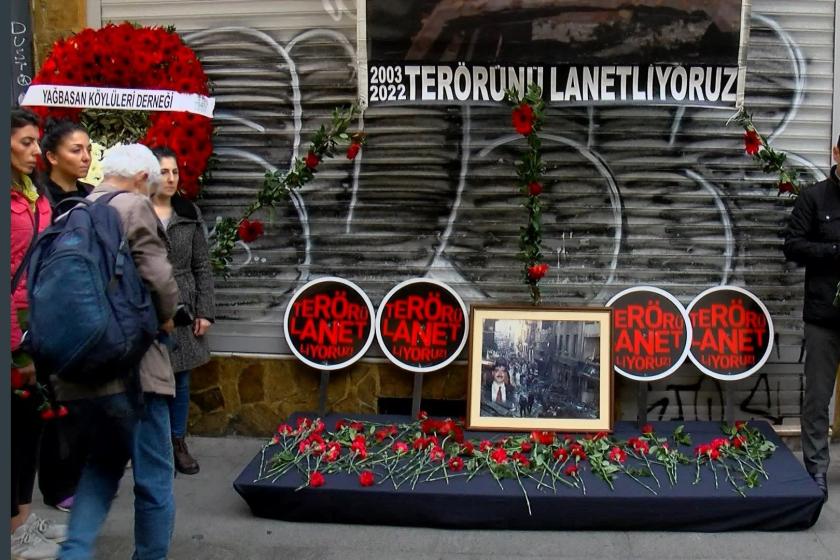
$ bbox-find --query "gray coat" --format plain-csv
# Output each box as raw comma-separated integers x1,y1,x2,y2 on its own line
165,196,215,372
54,185,179,400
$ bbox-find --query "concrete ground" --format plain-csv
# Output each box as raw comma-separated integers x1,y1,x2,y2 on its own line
33,436,840,560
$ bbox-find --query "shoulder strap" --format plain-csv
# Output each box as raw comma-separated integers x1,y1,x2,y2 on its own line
11,205,41,294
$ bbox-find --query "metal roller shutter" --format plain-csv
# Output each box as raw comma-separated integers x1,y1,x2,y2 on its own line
96,0,837,424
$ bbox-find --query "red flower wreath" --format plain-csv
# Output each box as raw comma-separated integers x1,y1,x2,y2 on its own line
30,23,212,199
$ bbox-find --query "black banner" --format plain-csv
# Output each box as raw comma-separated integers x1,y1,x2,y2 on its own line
10,0,34,106
362,0,747,107
284,277,375,371
687,286,773,381
376,279,468,372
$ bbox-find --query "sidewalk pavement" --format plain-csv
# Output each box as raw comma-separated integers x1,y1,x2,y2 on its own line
33,436,840,560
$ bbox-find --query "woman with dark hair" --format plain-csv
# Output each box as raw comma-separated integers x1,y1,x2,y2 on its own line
36,119,94,515
152,147,215,475
39,119,93,210
10,108,66,559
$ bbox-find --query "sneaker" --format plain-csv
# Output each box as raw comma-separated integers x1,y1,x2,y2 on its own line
54,496,74,513
25,513,68,543
10,524,60,560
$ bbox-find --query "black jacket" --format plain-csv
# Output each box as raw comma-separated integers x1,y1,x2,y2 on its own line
783,166,840,329
43,177,93,212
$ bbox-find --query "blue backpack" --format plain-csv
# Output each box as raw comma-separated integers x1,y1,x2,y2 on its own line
25,191,159,385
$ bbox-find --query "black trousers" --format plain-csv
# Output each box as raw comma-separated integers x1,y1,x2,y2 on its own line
38,400,87,506
801,322,840,474
11,392,43,517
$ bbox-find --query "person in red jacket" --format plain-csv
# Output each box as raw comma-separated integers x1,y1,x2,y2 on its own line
10,108,67,559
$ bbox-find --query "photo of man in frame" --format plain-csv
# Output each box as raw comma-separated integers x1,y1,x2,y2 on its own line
479,318,601,420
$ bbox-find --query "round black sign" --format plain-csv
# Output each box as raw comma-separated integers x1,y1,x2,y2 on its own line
375,279,468,372
607,287,691,382
687,286,774,381
284,277,375,371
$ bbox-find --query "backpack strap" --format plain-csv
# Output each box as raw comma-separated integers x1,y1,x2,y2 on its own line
11,205,41,295
92,190,131,279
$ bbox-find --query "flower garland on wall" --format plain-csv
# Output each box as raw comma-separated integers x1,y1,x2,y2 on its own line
506,84,549,305
210,106,365,271
732,109,840,305
258,415,777,514
30,22,213,198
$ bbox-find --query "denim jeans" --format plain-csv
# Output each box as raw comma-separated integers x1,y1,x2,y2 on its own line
59,393,175,560
168,370,190,438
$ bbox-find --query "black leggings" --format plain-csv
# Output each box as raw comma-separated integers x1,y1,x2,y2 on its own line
10,392,43,517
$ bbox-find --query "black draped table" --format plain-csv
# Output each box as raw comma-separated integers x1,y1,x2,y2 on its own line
234,415,824,531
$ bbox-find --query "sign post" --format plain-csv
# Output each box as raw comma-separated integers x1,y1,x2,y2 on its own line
376,279,469,416
607,286,693,428
687,286,774,423
284,277,376,415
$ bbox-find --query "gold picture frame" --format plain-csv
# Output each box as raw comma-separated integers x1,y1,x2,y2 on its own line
466,305,613,432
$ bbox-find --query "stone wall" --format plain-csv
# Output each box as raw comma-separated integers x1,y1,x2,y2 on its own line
188,357,471,436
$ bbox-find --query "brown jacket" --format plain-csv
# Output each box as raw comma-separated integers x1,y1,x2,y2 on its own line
53,185,179,400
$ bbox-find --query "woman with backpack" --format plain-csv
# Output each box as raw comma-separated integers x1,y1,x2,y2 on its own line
10,108,67,559
36,119,95,515
152,147,216,475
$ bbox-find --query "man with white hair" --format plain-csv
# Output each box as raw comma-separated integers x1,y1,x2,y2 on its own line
54,144,179,560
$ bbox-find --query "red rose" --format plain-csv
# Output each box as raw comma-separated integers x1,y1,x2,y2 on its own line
308,471,325,488
448,457,465,472
417,410,429,420
346,142,361,160
41,408,56,421
527,181,543,196
56,405,69,418
778,181,794,195
744,129,762,156
519,441,532,453
479,440,493,452
10,368,26,390
527,263,549,281
277,423,294,435
512,452,530,467
490,447,508,464
270,435,280,445
695,444,710,456
553,447,568,461
564,464,578,477
429,445,445,462
735,420,747,431
358,470,375,487
732,435,747,449
530,431,554,445
324,441,341,463
237,219,265,243
511,103,535,135
392,441,409,454
709,448,721,461
640,423,654,435
710,437,729,450
349,421,365,431
608,447,626,463
305,151,320,170
461,441,475,456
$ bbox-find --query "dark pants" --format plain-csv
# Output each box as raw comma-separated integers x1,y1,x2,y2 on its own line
11,391,43,517
801,322,840,474
39,401,87,506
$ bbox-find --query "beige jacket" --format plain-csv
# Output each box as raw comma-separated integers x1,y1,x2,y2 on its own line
53,185,179,400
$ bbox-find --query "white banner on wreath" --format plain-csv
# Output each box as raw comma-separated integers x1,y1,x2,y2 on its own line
21,85,215,118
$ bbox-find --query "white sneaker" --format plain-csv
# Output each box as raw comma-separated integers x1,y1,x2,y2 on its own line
10,524,60,560
25,513,68,543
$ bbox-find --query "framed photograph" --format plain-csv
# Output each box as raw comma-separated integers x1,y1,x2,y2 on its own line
467,305,613,432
